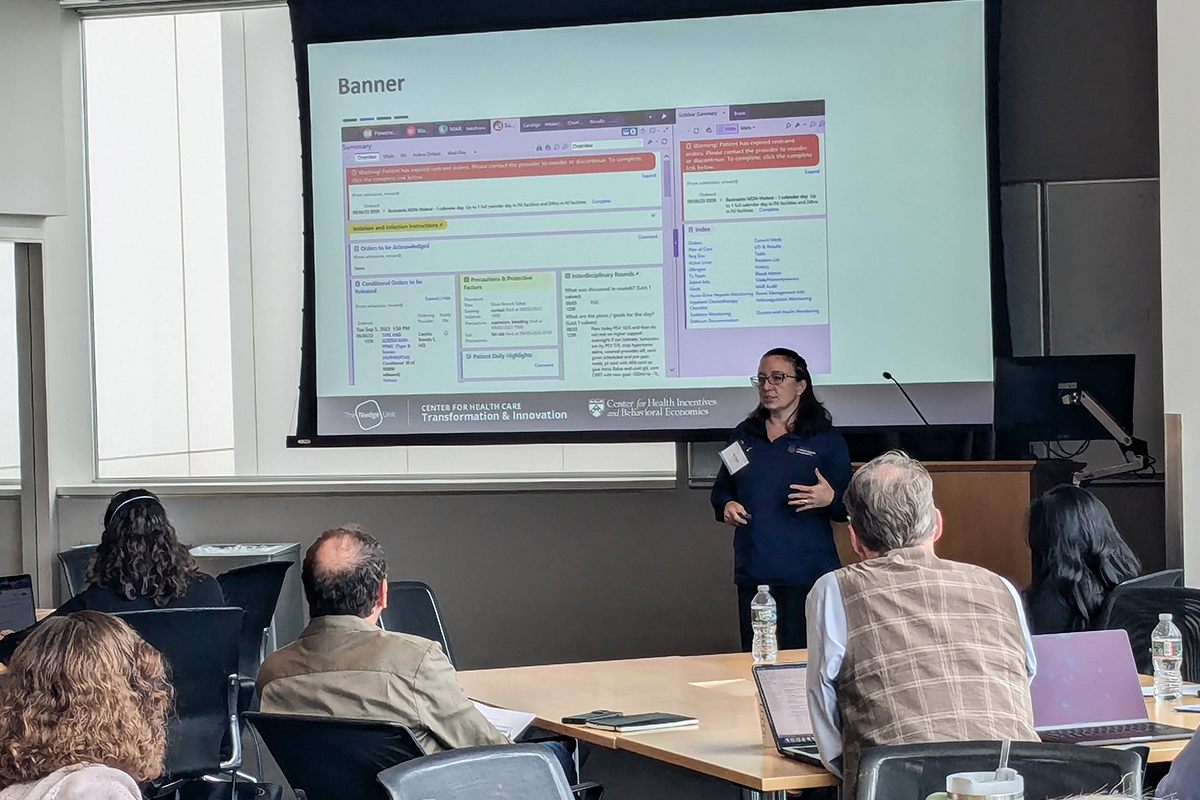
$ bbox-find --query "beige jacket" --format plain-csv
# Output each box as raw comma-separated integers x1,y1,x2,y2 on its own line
256,615,508,754
0,765,140,800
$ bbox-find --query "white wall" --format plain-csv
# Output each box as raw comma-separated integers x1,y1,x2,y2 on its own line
0,4,91,597
0,0,67,216
1157,1,1200,583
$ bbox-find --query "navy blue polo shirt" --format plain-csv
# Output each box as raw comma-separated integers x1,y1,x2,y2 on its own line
710,418,852,588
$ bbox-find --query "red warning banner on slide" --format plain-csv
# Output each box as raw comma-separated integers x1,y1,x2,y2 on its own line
347,153,657,184
680,135,820,172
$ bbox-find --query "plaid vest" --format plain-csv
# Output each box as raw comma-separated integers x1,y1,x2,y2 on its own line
835,545,1038,795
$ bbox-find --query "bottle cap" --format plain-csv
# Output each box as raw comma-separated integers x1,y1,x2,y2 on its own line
758,584,770,592
1161,613,1173,621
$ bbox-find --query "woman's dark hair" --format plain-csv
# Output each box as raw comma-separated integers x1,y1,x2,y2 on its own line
86,489,201,606
750,347,832,436
1027,484,1141,630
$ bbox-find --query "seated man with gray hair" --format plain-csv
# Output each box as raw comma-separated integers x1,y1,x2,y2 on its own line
805,451,1038,795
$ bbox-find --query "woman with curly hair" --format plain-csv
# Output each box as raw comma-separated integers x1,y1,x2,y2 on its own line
0,488,223,662
0,611,172,798
1023,484,1141,634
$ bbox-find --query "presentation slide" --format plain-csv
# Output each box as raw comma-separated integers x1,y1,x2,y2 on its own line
305,0,994,437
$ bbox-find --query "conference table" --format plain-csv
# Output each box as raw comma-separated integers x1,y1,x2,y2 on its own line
459,650,1200,800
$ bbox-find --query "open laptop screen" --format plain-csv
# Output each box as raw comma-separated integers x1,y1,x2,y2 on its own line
1030,630,1150,729
753,663,814,741
0,573,35,633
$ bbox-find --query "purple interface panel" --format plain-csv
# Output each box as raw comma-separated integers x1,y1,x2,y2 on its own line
1029,630,1150,728
338,101,829,389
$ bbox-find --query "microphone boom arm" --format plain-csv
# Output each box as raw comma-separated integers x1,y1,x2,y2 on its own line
883,371,930,425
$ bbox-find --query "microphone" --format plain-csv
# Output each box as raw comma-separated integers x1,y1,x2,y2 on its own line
882,371,930,425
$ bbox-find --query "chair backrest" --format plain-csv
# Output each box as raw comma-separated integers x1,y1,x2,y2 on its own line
56,544,97,597
1097,585,1200,680
217,560,293,676
1095,570,1186,632
855,741,1142,800
378,580,456,667
116,607,243,780
245,712,424,800
377,744,573,800
1122,568,1185,589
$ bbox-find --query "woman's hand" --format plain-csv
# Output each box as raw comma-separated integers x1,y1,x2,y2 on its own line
723,501,752,526
789,468,835,512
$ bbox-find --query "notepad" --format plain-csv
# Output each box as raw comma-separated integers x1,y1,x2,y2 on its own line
472,701,536,739
585,712,698,732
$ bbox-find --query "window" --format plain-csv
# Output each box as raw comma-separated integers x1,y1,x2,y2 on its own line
84,14,235,478
0,243,19,483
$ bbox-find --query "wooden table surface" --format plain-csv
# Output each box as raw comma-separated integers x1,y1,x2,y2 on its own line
460,651,1200,793
462,650,834,792
1141,674,1200,762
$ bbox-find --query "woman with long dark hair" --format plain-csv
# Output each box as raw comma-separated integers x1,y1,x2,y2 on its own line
0,489,223,662
710,348,852,650
1023,484,1141,634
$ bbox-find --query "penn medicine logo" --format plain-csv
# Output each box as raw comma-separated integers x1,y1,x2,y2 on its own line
588,399,606,418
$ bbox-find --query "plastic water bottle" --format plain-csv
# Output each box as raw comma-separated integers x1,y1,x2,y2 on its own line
751,585,777,664
1153,612,1184,703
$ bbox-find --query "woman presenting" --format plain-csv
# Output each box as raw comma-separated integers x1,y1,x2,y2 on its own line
711,347,852,651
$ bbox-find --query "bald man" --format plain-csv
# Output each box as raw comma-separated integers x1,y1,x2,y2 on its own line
256,525,508,754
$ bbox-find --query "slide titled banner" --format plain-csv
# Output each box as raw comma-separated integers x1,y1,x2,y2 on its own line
303,1,996,437
336,101,830,396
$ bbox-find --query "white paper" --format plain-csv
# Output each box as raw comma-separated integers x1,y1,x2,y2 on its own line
474,701,537,740
720,442,750,474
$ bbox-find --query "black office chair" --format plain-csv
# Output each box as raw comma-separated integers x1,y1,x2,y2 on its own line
56,544,97,597
1094,569,1185,632
1097,585,1200,681
245,713,424,800
116,608,244,784
855,741,1143,800
217,560,292,678
378,744,574,800
378,580,456,667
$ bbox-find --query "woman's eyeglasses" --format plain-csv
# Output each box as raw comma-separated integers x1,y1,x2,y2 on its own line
750,372,799,387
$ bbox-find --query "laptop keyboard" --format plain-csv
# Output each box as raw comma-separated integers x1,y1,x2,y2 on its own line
1043,722,1188,742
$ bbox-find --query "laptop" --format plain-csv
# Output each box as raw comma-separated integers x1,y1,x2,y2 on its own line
1031,629,1195,745
752,662,824,767
0,573,35,633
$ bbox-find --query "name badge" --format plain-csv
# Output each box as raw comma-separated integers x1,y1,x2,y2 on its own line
720,441,750,474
